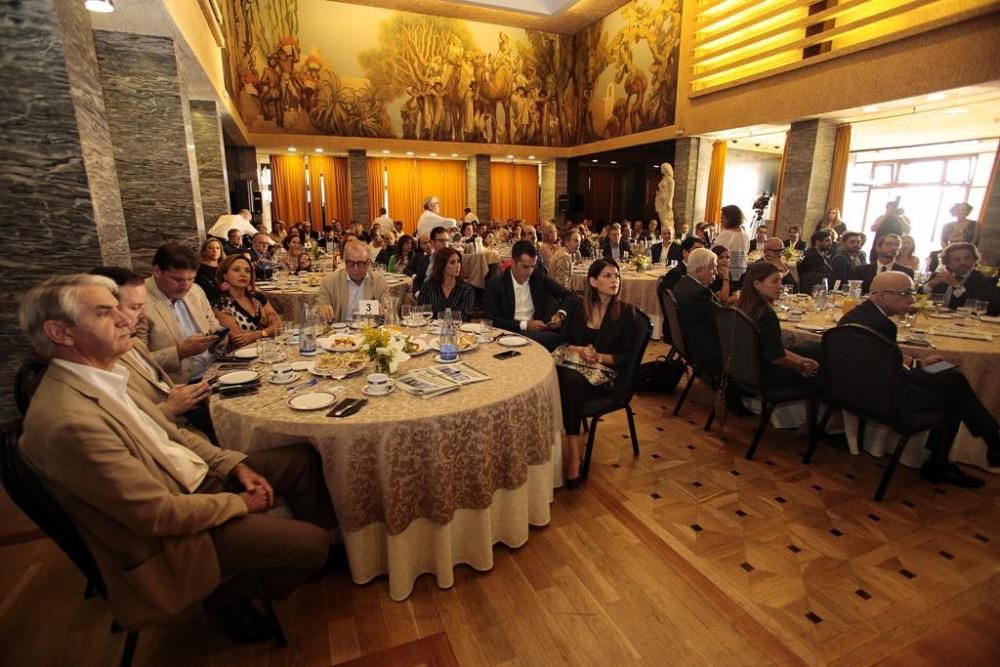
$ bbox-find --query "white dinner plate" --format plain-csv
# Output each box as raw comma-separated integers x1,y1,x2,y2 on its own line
928,313,953,319
496,335,528,347
217,370,261,385
231,346,259,359
459,323,485,334
287,391,338,411
319,334,363,352
268,372,300,385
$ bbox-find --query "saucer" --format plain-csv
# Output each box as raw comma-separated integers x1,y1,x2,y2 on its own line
268,372,300,385
433,354,459,364
218,370,261,385
362,383,395,397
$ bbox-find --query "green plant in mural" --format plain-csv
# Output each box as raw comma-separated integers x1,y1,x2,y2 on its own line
309,70,391,138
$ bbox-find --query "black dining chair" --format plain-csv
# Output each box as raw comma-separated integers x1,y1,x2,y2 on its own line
714,307,817,460
14,359,49,415
579,310,653,480
660,289,718,429
804,324,949,501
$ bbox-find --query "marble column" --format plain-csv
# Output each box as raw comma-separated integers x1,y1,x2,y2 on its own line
347,149,369,226
541,159,569,227
189,99,230,223
673,137,712,231
0,0,129,421
94,30,204,268
466,155,491,222
775,118,838,236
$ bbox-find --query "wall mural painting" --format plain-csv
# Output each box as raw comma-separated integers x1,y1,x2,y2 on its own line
222,0,681,147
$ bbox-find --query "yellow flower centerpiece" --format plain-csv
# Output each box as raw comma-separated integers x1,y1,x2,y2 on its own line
361,325,410,373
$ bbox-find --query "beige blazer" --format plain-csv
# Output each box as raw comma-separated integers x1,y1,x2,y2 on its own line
142,277,221,383
19,362,247,628
120,340,210,440
549,247,574,291
316,268,388,322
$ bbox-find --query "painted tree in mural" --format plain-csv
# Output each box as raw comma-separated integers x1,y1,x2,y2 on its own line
518,32,575,146
573,22,611,143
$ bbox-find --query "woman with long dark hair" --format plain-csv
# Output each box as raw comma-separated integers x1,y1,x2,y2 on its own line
212,254,281,349
387,234,416,274
416,247,475,320
196,237,224,304
556,258,640,488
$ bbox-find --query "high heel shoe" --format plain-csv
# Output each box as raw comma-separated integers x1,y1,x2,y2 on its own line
565,476,582,490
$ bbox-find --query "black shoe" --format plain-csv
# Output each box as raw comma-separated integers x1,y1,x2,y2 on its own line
203,594,276,644
921,462,985,489
565,476,582,490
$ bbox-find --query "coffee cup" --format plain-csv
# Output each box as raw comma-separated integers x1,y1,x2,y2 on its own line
331,322,348,331
365,373,390,394
272,362,294,381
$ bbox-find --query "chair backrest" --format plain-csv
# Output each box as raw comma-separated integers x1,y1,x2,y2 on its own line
714,307,762,392
14,359,49,416
660,289,687,359
615,308,654,401
0,420,107,598
820,324,902,421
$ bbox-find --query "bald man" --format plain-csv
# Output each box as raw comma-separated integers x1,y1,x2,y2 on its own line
839,271,1000,486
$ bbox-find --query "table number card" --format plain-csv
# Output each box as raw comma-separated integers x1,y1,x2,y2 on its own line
357,300,380,317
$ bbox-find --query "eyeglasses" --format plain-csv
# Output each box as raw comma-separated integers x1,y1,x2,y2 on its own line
345,259,370,269
875,289,914,297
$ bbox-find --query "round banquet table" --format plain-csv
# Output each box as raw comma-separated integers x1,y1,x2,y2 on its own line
779,305,1000,472
258,274,413,321
460,250,501,289
209,332,563,601
572,264,666,339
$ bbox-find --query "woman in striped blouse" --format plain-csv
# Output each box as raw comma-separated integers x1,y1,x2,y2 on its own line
417,247,475,321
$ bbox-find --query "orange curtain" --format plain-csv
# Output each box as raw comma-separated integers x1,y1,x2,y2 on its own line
704,141,727,224
771,136,789,235
385,158,421,235
270,155,308,229
367,158,385,224
825,124,852,220
307,155,350,231
490,163,539,224
385,158,467,235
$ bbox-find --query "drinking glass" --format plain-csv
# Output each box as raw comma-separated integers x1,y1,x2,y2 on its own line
401,304,413,325
479,318,493,342
967,299,988,320
278,320,294,344
930,292,947,315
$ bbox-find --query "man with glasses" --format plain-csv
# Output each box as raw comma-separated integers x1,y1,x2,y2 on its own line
756,237,799,288
416,195,457,238
410,226,451,294
853,233,913,293
317,239,388,322
840,271,1000,485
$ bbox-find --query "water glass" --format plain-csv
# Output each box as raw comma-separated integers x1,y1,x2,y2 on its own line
257,337,279,363
967,299,988,320
401,304,413,324
278,320,294,343
479,318,493,342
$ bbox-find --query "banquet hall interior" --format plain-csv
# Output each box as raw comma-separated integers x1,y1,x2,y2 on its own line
2,0,1000,665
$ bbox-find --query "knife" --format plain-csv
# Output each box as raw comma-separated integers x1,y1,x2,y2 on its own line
331,397,365,417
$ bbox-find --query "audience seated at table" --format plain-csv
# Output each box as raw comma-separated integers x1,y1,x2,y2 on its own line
738,262,820,392
417,247,475,321
755,237,800,288
484,240,575,350
920,242,1000,314
548,229,579,291
410,226,450,294
748,226,768,255
17,273,337,642
829,231,867,285
269,220,287,245
316,239,388,323
539,222,560,266
387,235,416,274
784,226,807,252
713,205,751,281
90,266,217,443
839,271,1000,486
367,230,389,264
143,243,226,384
709,245,740,304
653,226,681,265
897,234,921,272
940,202,977,245
674,248,724,376
212,255,282,348
481,230,497,250
280,233,306,274
853,233,914,293
659,236,706,294
600,223,630,262
797,229,836,293
554,258,639,488
223,228,246,257
196,238,224,305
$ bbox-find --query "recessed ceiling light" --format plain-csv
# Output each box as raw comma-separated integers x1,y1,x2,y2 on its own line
862,105,880,113
528,155,536,159
406,151,414,156
610,160,617,164
591,159,598,163
451,153,459,158
506,154,514,159
653,164,659,168
288,147,296,152
943,108,968,115
315,148,323,153
926,92,946,102
382,150,390,154
429,152,438,157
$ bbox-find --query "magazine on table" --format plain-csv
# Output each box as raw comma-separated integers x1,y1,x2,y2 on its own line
396,363,491,398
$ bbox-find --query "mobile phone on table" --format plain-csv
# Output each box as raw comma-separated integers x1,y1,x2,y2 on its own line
494,350,521,360
919,360,956,375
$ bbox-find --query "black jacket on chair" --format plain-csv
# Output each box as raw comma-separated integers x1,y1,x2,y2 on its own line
484,268,576,332
672,275,722,376
852,262,914,294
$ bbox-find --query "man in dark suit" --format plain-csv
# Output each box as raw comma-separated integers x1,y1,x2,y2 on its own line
672,248,723,377
484,240,576,350
840,271,1000,485
659,236,705,294
755,238,799,288
852,233,913,293
410,226,450,295
600,224,631,261
830,231,867,286
797,229,835,293
921,242,1000,315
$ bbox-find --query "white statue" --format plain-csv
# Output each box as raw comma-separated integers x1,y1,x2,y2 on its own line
655,162,675,232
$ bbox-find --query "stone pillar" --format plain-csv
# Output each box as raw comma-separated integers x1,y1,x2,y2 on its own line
347,149,369,226
190,99,230,223
0,0,129,421
775,118,838,236
466,155,491,222
976,152,1000,265
541,158,569,226
673,137,712,231
94,31,204,268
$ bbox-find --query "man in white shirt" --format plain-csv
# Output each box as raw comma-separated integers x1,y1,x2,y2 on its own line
317,239,389,322
416,195,457,238
372,207,393,232
463,207,479,224
18,274,336,642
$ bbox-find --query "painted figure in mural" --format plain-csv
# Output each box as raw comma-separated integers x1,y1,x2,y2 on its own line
472,50,514,144
623,68,647,133
271,36,303,113
655,163,675,233
401,90,419,140
299,54,323,113
259,56,284,127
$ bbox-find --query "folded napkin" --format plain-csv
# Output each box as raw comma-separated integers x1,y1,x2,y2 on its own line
980,315,1000,324
930,327,994,342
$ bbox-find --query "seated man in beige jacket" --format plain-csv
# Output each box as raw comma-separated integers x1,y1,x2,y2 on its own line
549,229,581,291
316,239,388,322
18,274,336,643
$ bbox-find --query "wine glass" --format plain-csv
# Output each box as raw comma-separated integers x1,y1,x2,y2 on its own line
930,292,947,315
967,299,988,322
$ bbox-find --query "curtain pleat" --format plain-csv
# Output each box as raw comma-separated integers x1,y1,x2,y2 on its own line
307,156,350,231
824,124,852,222
490,163,539,224
386,158,421,234
386,158,466,235
771,137,789,235
270,155,308,229
704,141,727,225
367,158,385,225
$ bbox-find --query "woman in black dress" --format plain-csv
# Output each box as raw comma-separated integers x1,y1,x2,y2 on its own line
556,258,640,488
416,247,475,321
196,237,224,305
212,255,281,349
737,262,819,391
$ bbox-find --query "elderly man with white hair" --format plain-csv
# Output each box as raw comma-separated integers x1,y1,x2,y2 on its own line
415,195,457,238
672,248,723,377
316,238,389,322
17,274,336,642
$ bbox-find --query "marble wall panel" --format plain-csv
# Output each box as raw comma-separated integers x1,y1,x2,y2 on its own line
674,137,711,230
776,119,837,236
190,100,231,223
94,31,202,269
541,159,569,226
466,155,492,223
348,150,368,226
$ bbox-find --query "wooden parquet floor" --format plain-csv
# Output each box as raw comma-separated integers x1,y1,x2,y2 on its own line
2,342,998,665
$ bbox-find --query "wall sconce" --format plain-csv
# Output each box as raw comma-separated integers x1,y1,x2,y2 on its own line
85,0,115,12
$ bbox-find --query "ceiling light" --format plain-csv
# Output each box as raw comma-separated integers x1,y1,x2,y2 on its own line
653,164,659,168
610,160,617,164
926,92,946,102
382,150,390,154
429,152,438,157
862,105,880,113
288,147,296,152
451,153,459,158
85,0,114,13
528,155,536,159
591,159,598,163
506,154,514,159
315,148,323,153
406,151,414,156
943,108,968,115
